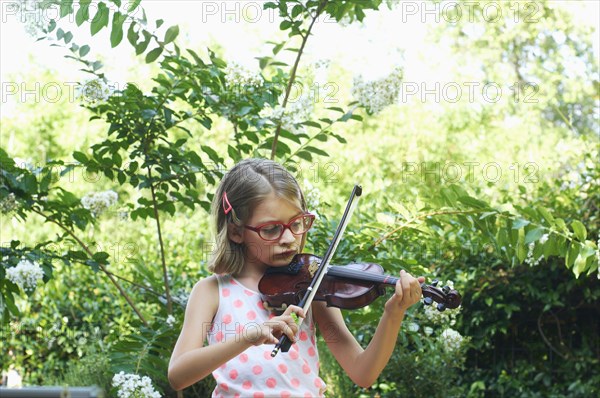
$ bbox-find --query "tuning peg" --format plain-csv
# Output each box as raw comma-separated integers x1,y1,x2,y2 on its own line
437,303,446,312
431,279,439,287
423,297,433,306
442,286,450,294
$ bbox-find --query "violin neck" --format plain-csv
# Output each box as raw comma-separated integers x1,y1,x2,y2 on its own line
327,266,399,286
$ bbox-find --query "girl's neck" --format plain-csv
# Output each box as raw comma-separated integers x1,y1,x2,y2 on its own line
232,262,267,289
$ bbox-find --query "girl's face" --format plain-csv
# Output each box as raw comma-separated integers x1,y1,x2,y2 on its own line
236,192,305,270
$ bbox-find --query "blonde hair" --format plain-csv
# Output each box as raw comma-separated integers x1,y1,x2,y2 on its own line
208,159,307,275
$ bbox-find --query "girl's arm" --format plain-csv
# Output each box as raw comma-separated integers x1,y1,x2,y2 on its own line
168,276,303,391
313,270,424,388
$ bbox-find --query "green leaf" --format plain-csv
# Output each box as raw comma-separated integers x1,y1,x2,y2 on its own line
136,31,152,55
79,45,90,57
525,228,544,244
304,146,329,157
92,251,110,264
91,3,110,36
512,218,530,229
76,0,92,26
128,0,142,12
571,220,587,241
73,151,88,164
110,12,126,47
145,47,163,63
565,243,579,268
127,22,139,46
163,25,179,44
60,0,73,18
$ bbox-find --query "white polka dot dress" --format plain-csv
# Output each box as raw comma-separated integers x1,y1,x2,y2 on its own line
207,274,326,398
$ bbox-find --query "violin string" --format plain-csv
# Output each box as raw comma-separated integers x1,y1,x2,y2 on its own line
327,266,399,286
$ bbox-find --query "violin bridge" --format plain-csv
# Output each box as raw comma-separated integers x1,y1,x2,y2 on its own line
308,260,319,277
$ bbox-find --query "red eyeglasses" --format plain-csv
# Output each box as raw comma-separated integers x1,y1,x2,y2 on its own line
245,213,316,241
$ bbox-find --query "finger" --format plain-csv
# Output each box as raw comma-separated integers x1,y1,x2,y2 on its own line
283,305,305,319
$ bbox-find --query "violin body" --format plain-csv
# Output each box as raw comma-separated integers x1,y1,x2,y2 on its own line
259,254,462,313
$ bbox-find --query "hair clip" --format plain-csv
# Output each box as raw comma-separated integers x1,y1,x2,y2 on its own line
222,191,233,215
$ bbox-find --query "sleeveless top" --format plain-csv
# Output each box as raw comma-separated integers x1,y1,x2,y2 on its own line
207,274,326,398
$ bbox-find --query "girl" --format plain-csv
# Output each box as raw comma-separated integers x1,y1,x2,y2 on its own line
168,158,425,397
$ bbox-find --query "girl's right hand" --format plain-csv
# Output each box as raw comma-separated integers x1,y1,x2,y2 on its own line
245,305,305,346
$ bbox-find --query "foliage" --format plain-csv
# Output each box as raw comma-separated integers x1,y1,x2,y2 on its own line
1,0,598,397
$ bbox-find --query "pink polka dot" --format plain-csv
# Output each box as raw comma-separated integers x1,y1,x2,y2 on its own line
268,313,275,319
234,395,240,398
235,324,243,334
215,331,224,342
222,288,230,297
247,310,256,320
314,378,323,388
302,363,311,374
219,382,229,392
244,289,254,296
263,351,273,360
266,377,277,388
316,360,321,369
230,279,238,285
233,299,243,308
299,331,308,341
229,369,238,380
292,343,299,351
253,393,264,398
223,313,232,324
304,393,312,398
308,346,316,357
242,380,252,390
289,350,299,360
281,391,291,398
291,378,300,388
252,365,263,375
257,300,265,310
278,363,288,374
239,353,248,363
219,363,226,370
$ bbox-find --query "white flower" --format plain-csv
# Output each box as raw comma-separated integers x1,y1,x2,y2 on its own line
303,179,321,211
81,190,118,216
1,193,19,214
524,242,544,266
112,371,161,398
166,315,176,327
6,259,44,293
261,92,315,134
351,66,404,114
406,322,420,332
225,62,263,90
14,0,49,38
77,78,114,104
539,234,549,244
439,328,464,352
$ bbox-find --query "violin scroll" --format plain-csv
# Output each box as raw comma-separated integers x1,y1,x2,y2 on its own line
421,279,462,311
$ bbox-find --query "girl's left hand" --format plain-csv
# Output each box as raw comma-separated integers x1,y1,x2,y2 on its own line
384,270,425,316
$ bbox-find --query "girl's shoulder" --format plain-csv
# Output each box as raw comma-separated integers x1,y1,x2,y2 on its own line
187,275,219,315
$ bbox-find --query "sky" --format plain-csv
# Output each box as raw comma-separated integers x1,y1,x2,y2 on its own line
0,0,598,119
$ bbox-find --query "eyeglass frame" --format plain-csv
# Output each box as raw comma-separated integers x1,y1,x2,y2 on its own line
244,213,316,241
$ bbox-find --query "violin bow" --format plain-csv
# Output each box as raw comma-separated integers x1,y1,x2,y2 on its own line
271,184,363,357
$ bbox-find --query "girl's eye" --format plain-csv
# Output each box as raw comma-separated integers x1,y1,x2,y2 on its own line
261,225,282,236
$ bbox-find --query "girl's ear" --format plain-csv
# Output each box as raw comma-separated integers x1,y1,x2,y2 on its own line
227,223,244,244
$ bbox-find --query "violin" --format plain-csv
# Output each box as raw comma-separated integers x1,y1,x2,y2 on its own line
259,253,462,313
263,185,461,357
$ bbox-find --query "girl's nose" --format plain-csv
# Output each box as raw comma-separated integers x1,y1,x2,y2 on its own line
279,227,296,244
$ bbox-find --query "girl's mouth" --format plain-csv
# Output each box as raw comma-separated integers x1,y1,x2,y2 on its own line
276,250,297,258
